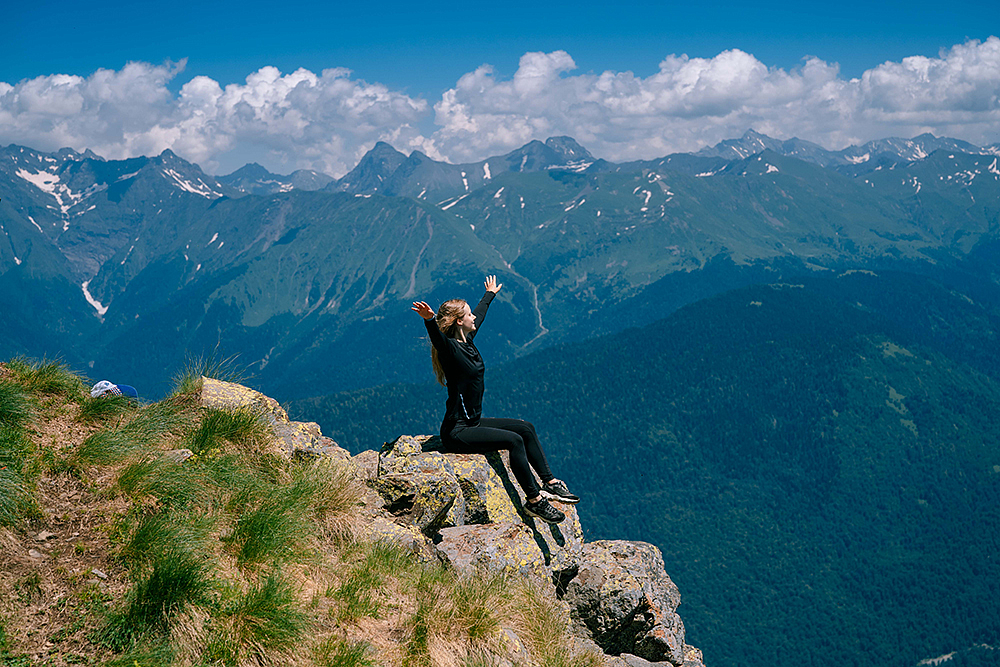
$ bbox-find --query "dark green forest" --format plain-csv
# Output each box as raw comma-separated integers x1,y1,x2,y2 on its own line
289,268,1000,667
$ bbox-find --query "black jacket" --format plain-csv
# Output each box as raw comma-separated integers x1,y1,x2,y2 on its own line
424,291,496,428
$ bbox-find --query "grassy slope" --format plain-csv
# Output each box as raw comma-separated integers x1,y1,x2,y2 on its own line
0,359,598,667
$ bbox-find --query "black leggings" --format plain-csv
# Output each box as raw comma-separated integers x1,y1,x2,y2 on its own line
443,418,554,498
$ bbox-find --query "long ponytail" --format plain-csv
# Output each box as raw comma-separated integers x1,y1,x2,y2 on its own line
430,299,468,386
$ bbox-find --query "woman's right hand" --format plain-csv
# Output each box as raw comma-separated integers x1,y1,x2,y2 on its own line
411,301,435,320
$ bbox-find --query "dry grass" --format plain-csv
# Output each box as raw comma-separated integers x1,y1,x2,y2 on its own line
0,362,599,667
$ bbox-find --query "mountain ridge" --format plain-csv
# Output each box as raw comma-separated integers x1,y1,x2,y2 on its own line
2,132,1000,398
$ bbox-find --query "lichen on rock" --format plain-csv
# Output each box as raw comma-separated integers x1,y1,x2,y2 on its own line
563,541,701,666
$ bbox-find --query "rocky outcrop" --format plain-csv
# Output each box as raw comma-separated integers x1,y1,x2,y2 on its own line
200,377,347,461
563,541,701,665
376,434,585,578
371,434,705,667
200,380,706,666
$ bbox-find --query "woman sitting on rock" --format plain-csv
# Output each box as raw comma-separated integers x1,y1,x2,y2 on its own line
411,275,579,524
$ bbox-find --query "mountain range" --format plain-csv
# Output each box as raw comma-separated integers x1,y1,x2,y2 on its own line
2,130,1000,397
3,129,1000,667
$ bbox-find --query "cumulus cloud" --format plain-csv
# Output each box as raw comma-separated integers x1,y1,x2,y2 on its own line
0,61,429,175
1,38,998,174
431,37,1000,162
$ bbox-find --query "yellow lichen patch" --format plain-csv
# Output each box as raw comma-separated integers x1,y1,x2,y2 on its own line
200,376,288,423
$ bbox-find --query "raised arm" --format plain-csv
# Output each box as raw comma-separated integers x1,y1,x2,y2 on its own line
469,275,503,340
413,301,449,353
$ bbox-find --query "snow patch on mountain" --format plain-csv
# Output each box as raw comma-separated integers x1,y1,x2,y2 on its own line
441,194,469,211
15,168,106,218
162,169,222,198
81,280,109,316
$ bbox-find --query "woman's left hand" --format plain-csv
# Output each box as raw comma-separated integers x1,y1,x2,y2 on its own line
485,275,503,293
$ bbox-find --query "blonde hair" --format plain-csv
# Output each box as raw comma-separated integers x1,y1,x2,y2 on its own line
431,299,468,386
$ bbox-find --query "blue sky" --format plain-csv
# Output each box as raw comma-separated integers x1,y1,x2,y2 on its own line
4,0,999,175
8,0,994,93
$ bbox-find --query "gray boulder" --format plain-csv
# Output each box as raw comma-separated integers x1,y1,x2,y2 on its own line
373,471,463,534
563,541,692,665
377,435,585,575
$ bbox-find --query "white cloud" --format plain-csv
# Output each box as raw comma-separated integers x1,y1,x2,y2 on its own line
431,38,1000,162
1,38,998,175
0,61,429,176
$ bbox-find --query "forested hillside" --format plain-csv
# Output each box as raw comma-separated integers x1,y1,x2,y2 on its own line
289,269,1000,667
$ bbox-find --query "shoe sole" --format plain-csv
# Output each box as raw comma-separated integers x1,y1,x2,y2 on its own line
524,506,565,524
540,490,580,504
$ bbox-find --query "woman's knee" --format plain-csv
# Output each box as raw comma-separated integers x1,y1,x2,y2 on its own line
507,434,527,455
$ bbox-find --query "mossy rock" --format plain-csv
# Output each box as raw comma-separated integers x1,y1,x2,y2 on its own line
434,522,548,578
378,435,586,574
373,471,463,534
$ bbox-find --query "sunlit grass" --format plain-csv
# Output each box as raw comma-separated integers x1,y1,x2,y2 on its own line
76,394,136,425
314,636,378,667
99,548,215,651
5,356,84,399
206,571,311,665
0,380,33,430
171,353,249,398
187,406,270,454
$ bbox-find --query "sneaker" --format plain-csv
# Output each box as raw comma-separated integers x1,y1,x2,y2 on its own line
524,498,565,524
541,479,580,504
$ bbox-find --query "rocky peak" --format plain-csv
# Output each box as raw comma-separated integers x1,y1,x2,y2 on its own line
332,141,408,193
545,136,595,162
225,162,274,180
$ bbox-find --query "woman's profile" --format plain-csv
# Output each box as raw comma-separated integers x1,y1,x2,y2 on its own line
411,275,578,524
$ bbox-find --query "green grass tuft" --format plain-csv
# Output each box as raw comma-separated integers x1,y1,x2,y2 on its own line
207,571,310,664
77,394,136,425
5,356,84,399
74,400,190,467
187,406,270,454
99,549,215,651
116,455,212,510
512,582,603,667
222,481,313,567
75,430,147,467
99,640,174,667
0,467,35,527
446,571,512,641
293,458,362,540
0,423,38,527
314,637,377,667
332,539,420,622
0,381,34,429
117,511,216,568
171,353,249,398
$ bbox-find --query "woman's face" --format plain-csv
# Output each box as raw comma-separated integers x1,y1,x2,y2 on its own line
457,303,476,333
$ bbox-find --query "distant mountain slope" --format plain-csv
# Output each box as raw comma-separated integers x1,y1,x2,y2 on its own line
695,129,996,174
86,191,543,398
288,269,1000,667
329,136,597,202
217,162,333,195
2,134,1000,399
